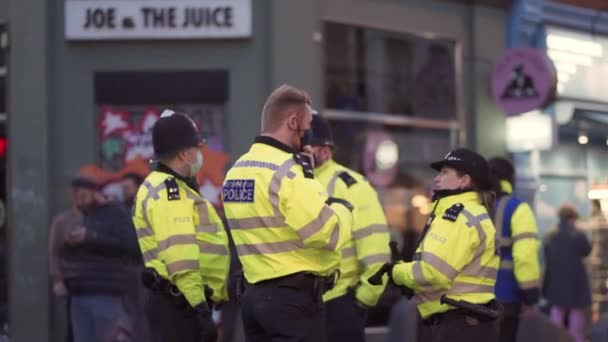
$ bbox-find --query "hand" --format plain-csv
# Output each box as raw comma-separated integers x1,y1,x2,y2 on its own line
66,226,87,246
520,304,535,318
387,263,415,299
368,262,392,285
194,303,218,342
301,145,316,169
53,280,68,297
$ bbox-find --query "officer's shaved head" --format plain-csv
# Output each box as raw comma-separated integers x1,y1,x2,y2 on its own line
261,84,312,133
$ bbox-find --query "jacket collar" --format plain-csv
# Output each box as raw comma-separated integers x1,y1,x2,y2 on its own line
313,158,336,178
254,136,298,154
156,163,199,194
432,191,479,215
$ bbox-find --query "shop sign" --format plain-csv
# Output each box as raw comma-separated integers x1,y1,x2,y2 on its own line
506,110,554,152
491,47,557,116
65,0,252,40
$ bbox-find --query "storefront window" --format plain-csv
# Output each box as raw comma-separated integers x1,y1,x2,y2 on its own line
323,23,460,327
324,22,457,119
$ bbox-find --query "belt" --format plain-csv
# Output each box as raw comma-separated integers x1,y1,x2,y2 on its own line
422,300,499,326
245,272,337,301
251,272,334,288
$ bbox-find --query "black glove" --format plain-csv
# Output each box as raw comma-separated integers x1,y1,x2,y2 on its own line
194,302,218,342
368,262,414,299
368,262,395,285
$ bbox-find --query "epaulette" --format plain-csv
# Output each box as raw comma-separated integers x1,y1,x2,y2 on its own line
338,172,357,188
293,154,314,179
164,178,181,201
442,203,464,222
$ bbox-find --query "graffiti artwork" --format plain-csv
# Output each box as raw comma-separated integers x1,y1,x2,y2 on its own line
86,104,229,206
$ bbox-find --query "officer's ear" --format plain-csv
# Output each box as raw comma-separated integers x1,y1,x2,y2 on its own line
285,111,299,131
175,149,190,163
460,174,473,188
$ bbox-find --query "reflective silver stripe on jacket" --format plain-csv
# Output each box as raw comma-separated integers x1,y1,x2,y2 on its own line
414,282,495,304
459,210,497,281
326,171,343,197
235,240,305,256
353,224,389,241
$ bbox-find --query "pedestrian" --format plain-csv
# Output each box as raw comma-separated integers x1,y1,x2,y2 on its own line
488,156,541,342
58,176,143,342
305,112,390,342
379,148,501,342
543,203,591,342
132,109,230,342
48,177,85,341
49,178,87,300
121,173,144,209
222,84,354,342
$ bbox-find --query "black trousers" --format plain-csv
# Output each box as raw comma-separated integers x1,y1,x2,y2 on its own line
417,309,500,342
325,293,367,342
499,302,521,342
241,274,326,342
145,290,200,342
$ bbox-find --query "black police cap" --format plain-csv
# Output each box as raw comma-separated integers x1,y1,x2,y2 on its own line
488,157,515,183
308,111,334,147
430,148,492,190
152,110,204,157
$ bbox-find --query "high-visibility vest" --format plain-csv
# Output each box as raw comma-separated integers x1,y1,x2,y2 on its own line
314,159,390,307
494,181,541,303
392,191,499,319
132,168,230,306
222,136,353,284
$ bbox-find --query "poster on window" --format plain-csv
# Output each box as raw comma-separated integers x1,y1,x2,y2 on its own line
89,104,229,206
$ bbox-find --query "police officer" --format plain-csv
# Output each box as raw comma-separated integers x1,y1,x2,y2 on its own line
305,113,390,342
222,85,354,342
132,110,230,342
382,148,501,342
488,157,540,342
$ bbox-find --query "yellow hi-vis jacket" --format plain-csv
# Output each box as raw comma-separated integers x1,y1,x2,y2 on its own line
494,180,541,300
314,159,390,306
132,167,230,307
222,136,353,284
392,191,499,319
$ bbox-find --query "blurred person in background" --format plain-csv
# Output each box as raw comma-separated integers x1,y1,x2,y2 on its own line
121,173,144,209
56,176,144,342
543,204,592,342
49,178,85,299
305,112,390,342
488,157,541,342
49,177,86,341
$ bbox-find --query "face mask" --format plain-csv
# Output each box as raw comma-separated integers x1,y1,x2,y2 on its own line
189,150,204,176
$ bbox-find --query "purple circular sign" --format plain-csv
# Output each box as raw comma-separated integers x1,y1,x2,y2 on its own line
491,47,557,116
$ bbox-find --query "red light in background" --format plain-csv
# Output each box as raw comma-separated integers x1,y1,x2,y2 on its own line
0,138,7,157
